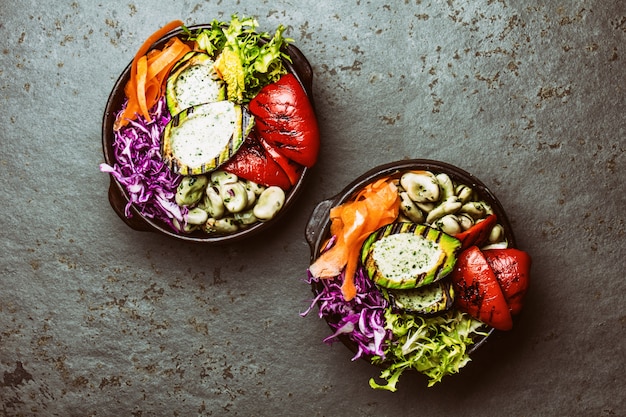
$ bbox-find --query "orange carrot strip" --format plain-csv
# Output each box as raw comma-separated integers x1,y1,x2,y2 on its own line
135,55,150,121
146,37,190,79
114,20,184,129
144,79,162,116
340,245,361,301
340,180,399,300
123,81,139,115
309,177,400,301
131,20,185,80
152,43,192,100
140,36,192,118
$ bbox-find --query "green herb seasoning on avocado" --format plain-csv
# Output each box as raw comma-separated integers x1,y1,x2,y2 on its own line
371,233,442,282
161,101,253,175
166,52,225,115
384,280,455,315
361,222,461,290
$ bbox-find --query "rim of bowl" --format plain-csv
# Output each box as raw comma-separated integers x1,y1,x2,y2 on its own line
102,24,316,244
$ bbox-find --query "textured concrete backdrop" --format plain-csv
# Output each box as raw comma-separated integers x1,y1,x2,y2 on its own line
1,1,624,416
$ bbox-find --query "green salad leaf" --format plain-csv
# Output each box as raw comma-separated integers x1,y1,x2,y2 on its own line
185,15,293,103
369,309,488,392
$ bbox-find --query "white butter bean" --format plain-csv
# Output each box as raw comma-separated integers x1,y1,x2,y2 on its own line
399,191,424,223
253,186,285,221
455,184,474,203
186,207,209,225
221,182,248,213
210,170,238,186
426,196,463,224
489,224,505,243
202,186,225,219
175,175,209,207
400,171,440,203
434,214,462,236
457,213,475,230
460,201,491,220
234,210,258,225
205,217,239,234
435,173,455,200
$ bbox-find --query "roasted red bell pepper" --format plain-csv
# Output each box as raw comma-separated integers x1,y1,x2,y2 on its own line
455,213,497,250
222,131,292,190
451,245,513,331
483,248,531,316
258,136,303,187
248,73,320,168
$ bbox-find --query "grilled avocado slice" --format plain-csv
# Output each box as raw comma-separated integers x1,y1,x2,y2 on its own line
361,222,461,290
165,52,225,116
160,101,253,176
384,280,455,315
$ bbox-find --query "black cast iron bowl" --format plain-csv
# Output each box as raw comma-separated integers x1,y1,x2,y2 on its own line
305,159,517,360
102,24,316,243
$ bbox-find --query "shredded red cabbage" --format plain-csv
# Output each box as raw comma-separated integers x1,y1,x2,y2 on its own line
304,266,390,361
100,98,186,231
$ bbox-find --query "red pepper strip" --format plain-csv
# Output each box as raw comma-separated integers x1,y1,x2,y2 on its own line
451,246,513,331
483,248,531,315
455,213,498,250
249,73,320,168
258,137,303,187
221,132,292,190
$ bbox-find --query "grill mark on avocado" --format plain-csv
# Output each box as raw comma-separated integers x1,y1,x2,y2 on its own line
361,222,462,290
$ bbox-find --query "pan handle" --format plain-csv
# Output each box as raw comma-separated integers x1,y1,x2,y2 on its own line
304,198,333,259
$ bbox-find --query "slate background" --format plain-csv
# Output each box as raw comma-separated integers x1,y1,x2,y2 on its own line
1,1,624,416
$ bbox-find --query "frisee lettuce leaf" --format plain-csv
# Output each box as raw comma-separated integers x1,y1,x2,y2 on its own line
369,309,488,392
305,264,490,392
185,15,293,103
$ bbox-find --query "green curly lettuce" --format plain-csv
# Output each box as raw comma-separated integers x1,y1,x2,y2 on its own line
369,309,488,392
185,15,293,103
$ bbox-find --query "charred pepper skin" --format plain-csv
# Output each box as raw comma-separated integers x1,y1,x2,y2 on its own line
451,245,513,331
483,248,531,316
455,213,498,250
249,73,320,168
222,131,293,190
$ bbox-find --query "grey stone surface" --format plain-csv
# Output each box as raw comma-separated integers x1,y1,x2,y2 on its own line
1,1,624,416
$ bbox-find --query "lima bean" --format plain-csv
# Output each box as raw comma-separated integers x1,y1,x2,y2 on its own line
234,210,258,225
186,207,209,225
434,214,462,235
435,173,455,200
400,171,440,203
202,186,225,219
175,175,209,207
221,182,248,213
399,191,425,223
426,196,462,224
210,170,238,186
205,217,239,234
253,186,285,221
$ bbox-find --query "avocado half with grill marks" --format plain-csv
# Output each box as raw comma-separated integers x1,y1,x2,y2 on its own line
361,222,461,290
383,280,455,315
160,100,254,176
165,52,225,116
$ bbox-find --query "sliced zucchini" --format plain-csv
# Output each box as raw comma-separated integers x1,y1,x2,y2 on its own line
160,101,254,176
384,280,455,315
165,52,225,115
361,222,461,290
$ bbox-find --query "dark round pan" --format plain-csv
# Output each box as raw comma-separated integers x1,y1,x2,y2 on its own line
102,24,316,243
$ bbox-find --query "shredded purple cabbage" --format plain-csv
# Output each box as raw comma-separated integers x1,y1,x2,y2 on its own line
304,266,390,361
100,98,186,231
